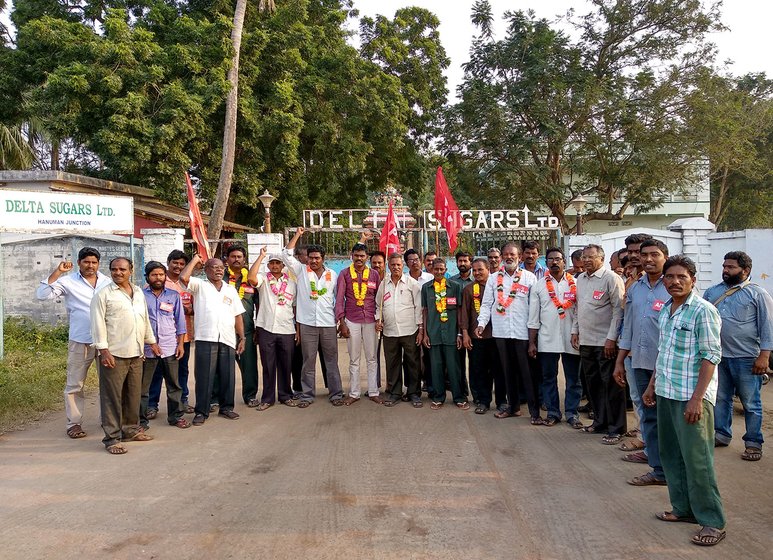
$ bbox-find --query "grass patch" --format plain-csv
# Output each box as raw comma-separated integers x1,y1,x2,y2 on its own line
0,318,97,434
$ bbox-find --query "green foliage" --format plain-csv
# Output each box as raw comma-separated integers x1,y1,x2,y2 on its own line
444,0,724,232
0,318,76,434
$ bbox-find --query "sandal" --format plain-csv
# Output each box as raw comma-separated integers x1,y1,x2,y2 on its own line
129,430,154,442
619,439,645,451
280,399,298,407
456,402,470,410
343,396,360,406
530,417,545,426
369,395,385,405
183,403,195,414
601,434,623,445
66,425,86,439
331,399,345,407
247,399,260,408
494,410,513,419
569,418,585,430
430,401,443,410
656,511,698,524
543,417,559,427
256,402,273,411
627,472,667,486
172,418,191,429
383,399,399,407
411,400,424,409
621,451,649,463
741,447,762,461
624,428,641,438
581,425,600,434
145,409,158,420
691,527,726,547
297,400,311,408
106,444,127,455
474,405,487,415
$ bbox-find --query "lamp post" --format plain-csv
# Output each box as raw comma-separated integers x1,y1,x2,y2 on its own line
570,195,588,235
258,190,276,233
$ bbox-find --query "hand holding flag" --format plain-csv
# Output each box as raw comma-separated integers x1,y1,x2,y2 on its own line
185,172,212,261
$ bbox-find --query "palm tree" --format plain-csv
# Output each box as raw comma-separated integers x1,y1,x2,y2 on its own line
208,0,276,248
0,124,36,170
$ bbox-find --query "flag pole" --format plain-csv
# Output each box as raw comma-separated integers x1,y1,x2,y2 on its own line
434,220,439,256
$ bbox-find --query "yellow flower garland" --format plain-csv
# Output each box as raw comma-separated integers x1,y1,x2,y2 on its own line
350,264,370,306
228,266,249,299
434,278,448,322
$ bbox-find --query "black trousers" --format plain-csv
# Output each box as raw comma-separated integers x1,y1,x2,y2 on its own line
257,327,294,404
194,341,236,417
469,337,503,408
383,332,421,400
495,338,539,418
579,345,627,436
140,355,183,428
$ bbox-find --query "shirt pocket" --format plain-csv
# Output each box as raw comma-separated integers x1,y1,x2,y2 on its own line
672,324,695,348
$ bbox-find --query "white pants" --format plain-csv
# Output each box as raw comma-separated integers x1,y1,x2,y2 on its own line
345,319,378,397
65,341,99,428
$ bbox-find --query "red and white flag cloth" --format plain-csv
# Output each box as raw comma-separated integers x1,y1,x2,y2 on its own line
434,166,463,252
185,172,212,261
379,199,402,257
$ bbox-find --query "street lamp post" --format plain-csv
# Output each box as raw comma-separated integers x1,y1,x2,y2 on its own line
570,195,588,235
258,190,276,233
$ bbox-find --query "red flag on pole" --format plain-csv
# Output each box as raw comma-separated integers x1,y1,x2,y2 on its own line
434,167,463,253
379,199,402,257
185,172,212,261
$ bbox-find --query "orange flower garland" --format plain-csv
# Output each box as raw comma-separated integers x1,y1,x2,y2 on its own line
545,273,576,319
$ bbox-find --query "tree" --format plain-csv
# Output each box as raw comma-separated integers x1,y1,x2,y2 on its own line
684,69,773,228
0,124,36,169
443,0,723,232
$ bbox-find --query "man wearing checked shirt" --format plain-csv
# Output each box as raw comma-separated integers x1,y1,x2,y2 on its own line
642,256,726,548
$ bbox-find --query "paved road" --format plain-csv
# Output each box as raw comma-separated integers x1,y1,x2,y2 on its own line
1,341,771,559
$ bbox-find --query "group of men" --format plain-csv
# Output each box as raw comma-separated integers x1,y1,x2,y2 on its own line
37,229,771,548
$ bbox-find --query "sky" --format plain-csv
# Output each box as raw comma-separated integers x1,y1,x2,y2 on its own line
350,0,773,101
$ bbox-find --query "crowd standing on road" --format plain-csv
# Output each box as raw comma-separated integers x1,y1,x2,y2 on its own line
36,230,773,548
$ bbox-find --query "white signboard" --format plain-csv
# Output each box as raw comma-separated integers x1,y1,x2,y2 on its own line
247,233,284,268
423,207,560,230
0,189,134,234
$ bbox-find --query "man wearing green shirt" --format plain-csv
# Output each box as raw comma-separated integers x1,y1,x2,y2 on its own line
642,255,725,547
421,258,468,410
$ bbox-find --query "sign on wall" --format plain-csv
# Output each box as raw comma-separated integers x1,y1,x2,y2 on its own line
0,189,134,234
423,207,560,230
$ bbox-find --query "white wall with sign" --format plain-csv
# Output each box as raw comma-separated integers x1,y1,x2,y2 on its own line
247,233,284,268
0,189,134,235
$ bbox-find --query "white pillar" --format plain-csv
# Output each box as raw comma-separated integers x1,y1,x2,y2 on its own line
140,228,185,268
667,218,716,293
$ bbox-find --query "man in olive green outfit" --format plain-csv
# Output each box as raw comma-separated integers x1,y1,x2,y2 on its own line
421,258,468,410
225,245,259,406
643,255,726,547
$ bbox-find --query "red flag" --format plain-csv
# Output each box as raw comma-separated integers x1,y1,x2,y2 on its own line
185,172,212,261
434,167,463,252
379,199,402,257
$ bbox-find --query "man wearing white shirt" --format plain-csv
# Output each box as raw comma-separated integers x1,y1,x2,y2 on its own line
36,247,111,439
476,242,542,423
376,253,423,407
248,248,298,410
528,247,583,428
282,227,345,407
180,254,246,425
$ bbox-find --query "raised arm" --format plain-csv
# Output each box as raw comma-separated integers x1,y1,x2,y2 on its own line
180,253,202,287
247,246,267,287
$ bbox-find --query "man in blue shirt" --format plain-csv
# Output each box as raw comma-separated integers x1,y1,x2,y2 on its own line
36,247,111,440
704,251,773,462
140,261,189,429
614,239,670,485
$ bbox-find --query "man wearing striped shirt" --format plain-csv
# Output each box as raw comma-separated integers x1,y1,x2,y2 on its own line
642,256,725,547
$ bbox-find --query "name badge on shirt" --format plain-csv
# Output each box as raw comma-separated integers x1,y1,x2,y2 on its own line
180,292,192,304
592,290,605,300
159,302,174,313
383,291,392,302
565,292,576,301
652,299,665,311
515,284,529,294
284,292,294,301
447,297,457,305
367,281,377,289
223,296,232,305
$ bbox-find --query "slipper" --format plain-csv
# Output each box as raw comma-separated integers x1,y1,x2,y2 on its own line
106,444,127,455
171,418,191,429
129,431,154,442
411,400,423,409
624,428,641,438
581,425,600,434
601,434,623,445
256,402,273,411
741,447,762,461
280,399,298,407
656,511,698,524
246,399,260,408
474,405,487,415
430,401,443,410
456,402,470,410
627,472,667,486
494,410,513,419
383,399,399,407
343,396,360,406
66,425,87,439
621,451,649,463
691,527,726,547
184,403,195,414
331,399,345,407
530,417,545,426
619,439,645,451
145,409,158,420
569,418,585,429
297,400,311,409
192,413,206,425
369,395,385,405
543,417,559,427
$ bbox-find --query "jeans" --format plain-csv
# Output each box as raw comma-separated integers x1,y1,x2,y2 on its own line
625,356,643,439
714,357,764,449
633,368,664,480
539,352,582,422
149,341,190,408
